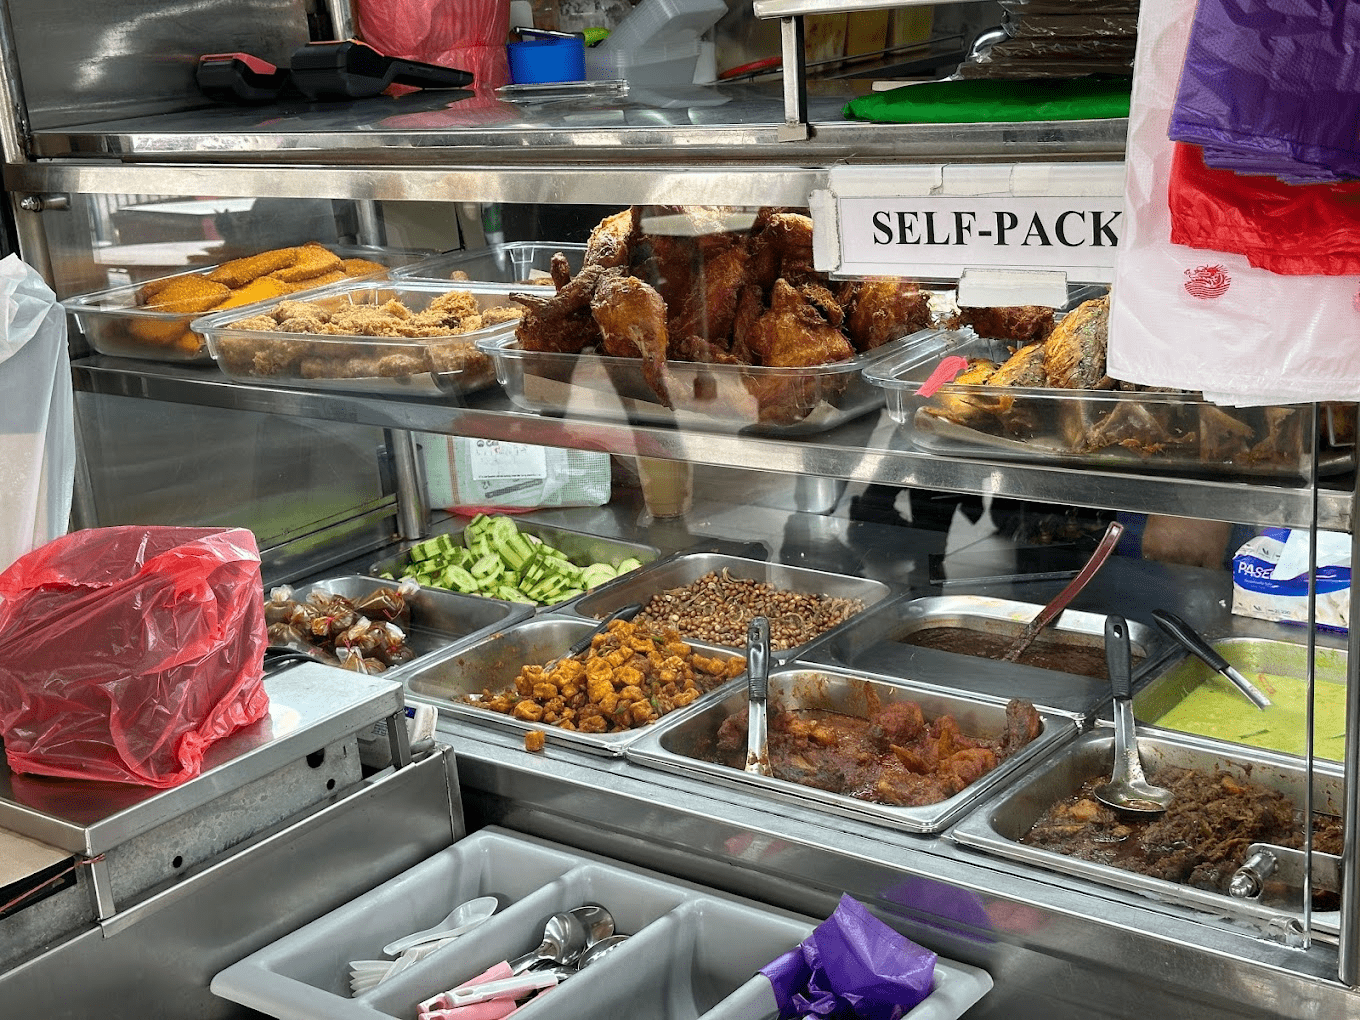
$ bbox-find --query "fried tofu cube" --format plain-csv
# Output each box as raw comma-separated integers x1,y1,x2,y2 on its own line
524,730,546,753
511,700,544,722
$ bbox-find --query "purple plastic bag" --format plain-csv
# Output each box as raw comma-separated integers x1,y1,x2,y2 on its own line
1168,0,1360,182
760,895,937,1020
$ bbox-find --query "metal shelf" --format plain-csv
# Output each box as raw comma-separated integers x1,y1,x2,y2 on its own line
72,356,1351,532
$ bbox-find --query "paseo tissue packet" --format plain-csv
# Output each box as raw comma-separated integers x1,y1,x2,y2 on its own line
1231,527,1351,632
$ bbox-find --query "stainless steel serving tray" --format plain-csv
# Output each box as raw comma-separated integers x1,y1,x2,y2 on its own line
559,551,892,662
625,664,1077,834
1132,635,1349,764
401,615,746,756
950,727,1344,934
370,518,661,613
801,595,1161,722
285,575,534,682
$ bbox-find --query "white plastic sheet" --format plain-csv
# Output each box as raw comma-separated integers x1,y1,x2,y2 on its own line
0,255,73,573
1107,0,1360,405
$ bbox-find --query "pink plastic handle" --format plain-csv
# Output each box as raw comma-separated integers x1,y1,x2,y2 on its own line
914,355,971,397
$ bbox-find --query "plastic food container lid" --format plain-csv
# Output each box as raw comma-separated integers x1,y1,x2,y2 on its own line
594,0,727,53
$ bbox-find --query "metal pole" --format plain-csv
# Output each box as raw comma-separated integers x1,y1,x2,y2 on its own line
0,0,31,164
324,0,354,40
390,430,427,541
1338,402,1360,984
777,17,809,141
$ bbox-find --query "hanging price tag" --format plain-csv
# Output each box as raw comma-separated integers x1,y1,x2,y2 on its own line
811,162,1128,293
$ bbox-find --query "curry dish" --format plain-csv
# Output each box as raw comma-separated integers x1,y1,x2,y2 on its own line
468,619,745,734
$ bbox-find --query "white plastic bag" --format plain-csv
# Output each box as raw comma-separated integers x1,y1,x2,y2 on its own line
0,255,73,573
1231,528,1351,632
1107,0,1360,405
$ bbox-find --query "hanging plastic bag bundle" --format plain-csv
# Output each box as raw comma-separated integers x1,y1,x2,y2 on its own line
1107,0,1360,404
0,526,270,788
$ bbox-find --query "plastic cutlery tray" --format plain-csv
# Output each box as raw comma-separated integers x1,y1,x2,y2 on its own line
211,827,823,1020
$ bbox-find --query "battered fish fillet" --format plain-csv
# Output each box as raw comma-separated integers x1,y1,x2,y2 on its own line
143,275,231,314
591,275,672,407
340,258,387,278
1043,295,1110,389
270,243,343,283
584,208,638,268
989,342,1048,388
744,279,854,368
926,343,1045,430
206,247,301,288
845,279,931,352
954,304,1054,345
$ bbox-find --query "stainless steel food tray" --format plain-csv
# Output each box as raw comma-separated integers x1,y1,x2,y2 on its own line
863,329,1353,481
949,727,1343,934
401,616,745,756
560,551,892,661
370,518,660,613
625,664,1077,834
283,575,534,681
1132,635,1349,763
799,595,1161,722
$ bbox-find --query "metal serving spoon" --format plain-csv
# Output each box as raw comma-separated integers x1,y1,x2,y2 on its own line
1095,615,1173,814
744,616,772,777
509,910,589,975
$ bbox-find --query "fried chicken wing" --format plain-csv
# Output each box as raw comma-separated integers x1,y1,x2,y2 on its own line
591,275,672,406
845,279,932,352
512,263,614,354
584,208,639,268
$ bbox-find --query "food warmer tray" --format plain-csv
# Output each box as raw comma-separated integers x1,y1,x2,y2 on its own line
369,518,660,614
194,280,521,396
863,329,1353,481
281,575,534,680
949,726,1344,935
400,616,746,756
476,326,917,437
1130,634,1349,763
798,595,1162,723
625,664,1078,835
63,243,433,365
557,551,893,663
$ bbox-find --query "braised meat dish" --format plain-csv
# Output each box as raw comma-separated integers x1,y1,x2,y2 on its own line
511,206,933,424
711,695,1042,807
1024,766,1343,903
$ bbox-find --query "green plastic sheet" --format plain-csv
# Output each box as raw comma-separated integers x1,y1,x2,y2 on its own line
842,76,1132,124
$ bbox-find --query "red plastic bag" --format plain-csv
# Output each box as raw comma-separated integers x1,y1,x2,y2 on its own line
0,526,270,788
1168,142,1360,276
354,0,510,91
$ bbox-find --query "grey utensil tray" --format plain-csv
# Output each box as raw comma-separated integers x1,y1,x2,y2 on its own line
625,664,1077,834
210,826,820,1020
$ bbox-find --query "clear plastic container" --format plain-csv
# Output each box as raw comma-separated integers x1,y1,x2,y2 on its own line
392,241,586,285
196,280,521,396
863,329,1346,481
64,244,434,364
584,0,727,84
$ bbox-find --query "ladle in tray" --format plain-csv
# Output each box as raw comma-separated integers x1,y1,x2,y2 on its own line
1094,615,1173,815
1002,520,1124,663
744,616,772,777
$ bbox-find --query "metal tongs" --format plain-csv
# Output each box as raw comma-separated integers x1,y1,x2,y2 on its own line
744,616,772,777
543,603,643,673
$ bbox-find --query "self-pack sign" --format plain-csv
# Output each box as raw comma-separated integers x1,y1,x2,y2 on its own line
811,163,1128,286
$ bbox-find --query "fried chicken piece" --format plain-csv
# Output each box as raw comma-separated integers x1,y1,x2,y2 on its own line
953,305,1055,344
1198,405,1255,461
584,208,638,268
591,275,672,407
638,234,697,317
672,334,743,365
798,281,844,328
1248,407,1301,464
845,279,931,352
671,235,749,343
743,279,854,368
1001,699,1042,756
269,243,343,283
480,305,524,327
757,213,818,284
549,251,574,289
512,263,613,354
1043,295,1110,389
206,248,301,288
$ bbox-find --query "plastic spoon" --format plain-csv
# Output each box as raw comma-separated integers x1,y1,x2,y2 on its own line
1094,615,1173,815
381,894,498,957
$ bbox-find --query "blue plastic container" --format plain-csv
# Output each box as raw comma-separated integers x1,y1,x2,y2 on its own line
507,36,586,84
